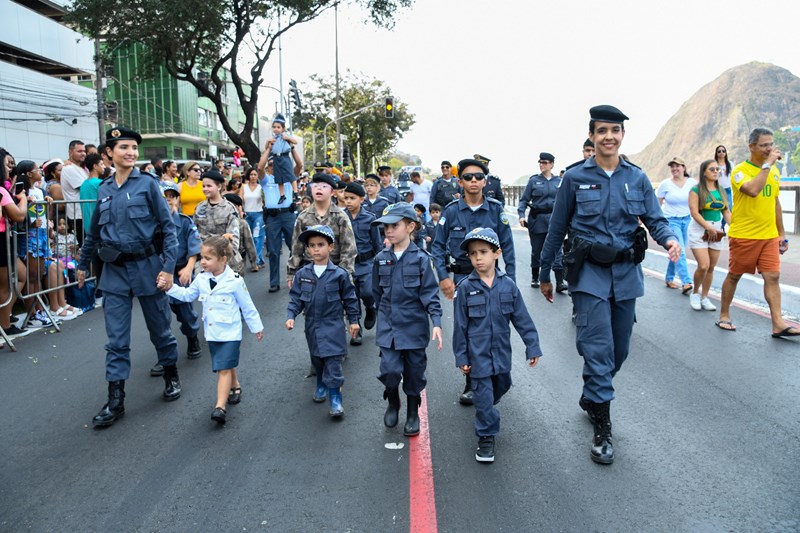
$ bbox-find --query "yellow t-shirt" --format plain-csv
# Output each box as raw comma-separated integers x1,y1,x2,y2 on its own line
728,160,780,240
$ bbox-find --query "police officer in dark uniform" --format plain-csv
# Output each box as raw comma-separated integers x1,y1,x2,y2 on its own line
377,165,400,203
473,154,505,206
565,138,596,172
77,127,182,428
429,160,461,207
518,152,566,292
431,158,515,406
539,106,680,464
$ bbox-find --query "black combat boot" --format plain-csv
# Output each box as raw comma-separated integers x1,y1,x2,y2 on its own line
404,395,421,436
590,401,614,465
92,380,125,428
459,374,474,405
383,388,401,428
554,269,568,293
578,395,597,424
531,267,540,288
364,307,377,330
162,364,182,401
186,335,201,359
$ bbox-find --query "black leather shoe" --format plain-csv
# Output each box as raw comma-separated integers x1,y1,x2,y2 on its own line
268,286,280,293
211,407,226,424
364,307,377,330
92,380,125,428
228,387,242,405
403,395,421,436
475,436,495,463
186,336,201,359
162,365,182,401
383,388,400,428
531,280,540,288
459,375,474,405
149,364,164,377
556,282,568,294
350,329,363,346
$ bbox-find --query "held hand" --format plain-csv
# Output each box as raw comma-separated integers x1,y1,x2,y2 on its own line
432,326,443,350
519,219,527,228
256,331,264,342
77,269,86,289
528,356,540,368
178,265,192,286
349,323,360,338
285,319,294,330
158,272,174,291
287,278,293,289
540,282,554,303
439,278,455,301
460,365,471,375
666,240,681,262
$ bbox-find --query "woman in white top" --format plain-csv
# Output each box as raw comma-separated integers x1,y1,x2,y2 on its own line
656,156,697,292
713,145,733,220
240,166,265,267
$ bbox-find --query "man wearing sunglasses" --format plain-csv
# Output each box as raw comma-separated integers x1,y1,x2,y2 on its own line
538,105,680,465
518,152,566,292
430,160,461,207
431,158,515,405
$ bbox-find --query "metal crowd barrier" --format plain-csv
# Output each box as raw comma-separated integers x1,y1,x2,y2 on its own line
0,199,97,352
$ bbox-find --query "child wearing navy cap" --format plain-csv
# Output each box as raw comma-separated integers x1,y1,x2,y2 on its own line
266,113,299,204
453,227,543,463
286,225,361,417
372,203,443,436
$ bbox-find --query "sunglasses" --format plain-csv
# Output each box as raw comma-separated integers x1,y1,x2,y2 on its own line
716,149,726,154
190,167,201,172
707,167,720,172
441,166,450,169
538,160,552,165
460,172,485,181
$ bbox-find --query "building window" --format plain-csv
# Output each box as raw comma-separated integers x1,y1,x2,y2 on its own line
186,148,202,160
144,146,168,159
173,147,183,159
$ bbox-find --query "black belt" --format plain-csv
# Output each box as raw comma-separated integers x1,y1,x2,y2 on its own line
264,206,295,216
115,245,156,265
447,262,474,275
356,250,376,263
529,207,553,216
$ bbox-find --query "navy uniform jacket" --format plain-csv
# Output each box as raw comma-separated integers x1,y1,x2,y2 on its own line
539,157,676,301
372,243,442,350
423,220,437,246
518,174,562,234
430,177,461,207
79,169,178,296
483,175,505,206
431,197,516,281
380,185,401,204
364,196,390,219
346,208,382,277
453,270,542,378
171,212,202,270
287,261,360,357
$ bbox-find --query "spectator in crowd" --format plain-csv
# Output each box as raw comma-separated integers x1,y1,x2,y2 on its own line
0,148,30,338
150,157,163,177
161,160,179,183
140,163,156,173
239,166,265,268
407,171,432,210
257,151,296,293
657,157,696,293
60,140,88,243
177,161,205,216
714,145,733,230
85,144,98,156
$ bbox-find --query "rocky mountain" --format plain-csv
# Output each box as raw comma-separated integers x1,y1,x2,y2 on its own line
631,62,800,182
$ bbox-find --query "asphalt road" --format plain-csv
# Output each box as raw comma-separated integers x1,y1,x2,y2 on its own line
1,228,798,533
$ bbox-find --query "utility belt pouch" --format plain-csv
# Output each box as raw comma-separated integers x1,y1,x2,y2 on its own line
632,225,648,264
564,238,590,285
588,242,619,266
98,244,121,264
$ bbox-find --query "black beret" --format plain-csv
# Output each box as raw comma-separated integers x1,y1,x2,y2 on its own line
589,105,629,123
201,169,225,183
539,152,555,162
377,165,392,173
440,160,452,167
457,158,489,176
106,127,142,144
312,173,339,188
344,182,366,197
223,193,243,207
364,173,380,184
583,138,594,148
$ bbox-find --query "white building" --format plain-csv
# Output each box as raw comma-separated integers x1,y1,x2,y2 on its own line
0,0,98,164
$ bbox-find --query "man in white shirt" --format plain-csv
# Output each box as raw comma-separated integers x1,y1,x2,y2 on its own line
60,140,89,243
408,171,432,210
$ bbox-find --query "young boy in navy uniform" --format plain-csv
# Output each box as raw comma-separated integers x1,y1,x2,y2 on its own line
286,225,360,418
342,182,382,345
150,182,203,377
453,228,542,463
372,203,443,436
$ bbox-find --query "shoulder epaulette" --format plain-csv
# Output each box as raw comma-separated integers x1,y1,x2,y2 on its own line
444,198,459,209
565,159,584,171
486,196,502,206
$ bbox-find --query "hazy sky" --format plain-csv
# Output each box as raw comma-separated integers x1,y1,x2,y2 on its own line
260,0,800,182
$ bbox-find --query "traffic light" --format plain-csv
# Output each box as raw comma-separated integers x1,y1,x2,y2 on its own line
385,97,394,119
342,146,351,167
289,79,302,110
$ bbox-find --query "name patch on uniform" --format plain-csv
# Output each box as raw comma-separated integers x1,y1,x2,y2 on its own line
452,226,465,232
300,277,316,284
378,259,394,266
99,196,112,204
468,290,483,296
577,184,602,190
438,216,447,226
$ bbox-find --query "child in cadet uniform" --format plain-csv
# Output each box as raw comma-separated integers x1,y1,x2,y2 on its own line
372,203,443,437
265,113,299,204
425,203,441,248
413,203,427,249
363,174,390,218
160,235,263,425
224,193,258,274
150,183,203,377
453,227,542,463
286,225,360,418
342,182,382,346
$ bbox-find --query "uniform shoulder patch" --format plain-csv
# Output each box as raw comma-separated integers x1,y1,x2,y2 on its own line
499,212,509,225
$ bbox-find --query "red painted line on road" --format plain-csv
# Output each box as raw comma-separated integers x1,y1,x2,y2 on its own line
408,390,438,533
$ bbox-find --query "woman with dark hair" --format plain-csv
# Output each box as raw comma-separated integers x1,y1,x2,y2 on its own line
687,160,731,311
657,156,696,293
161,160,179,183
239,166,265,267
0,149,30,338
714,145,733,208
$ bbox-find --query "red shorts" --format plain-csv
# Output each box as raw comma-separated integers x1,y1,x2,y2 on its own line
728,237,780,275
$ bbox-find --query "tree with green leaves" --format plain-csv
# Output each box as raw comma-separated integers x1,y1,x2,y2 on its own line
67,0,412,165
293,72,414,176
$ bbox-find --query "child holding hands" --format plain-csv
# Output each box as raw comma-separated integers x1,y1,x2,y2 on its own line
159,235,263,425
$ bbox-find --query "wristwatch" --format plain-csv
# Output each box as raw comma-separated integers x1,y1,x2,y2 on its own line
761,163,772,170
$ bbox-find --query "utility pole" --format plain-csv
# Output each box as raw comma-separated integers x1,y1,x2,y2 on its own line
334,2,341,166
278,12,286,119
94,35,105,143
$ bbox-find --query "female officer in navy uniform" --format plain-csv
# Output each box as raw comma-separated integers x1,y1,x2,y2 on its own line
77,127,181,428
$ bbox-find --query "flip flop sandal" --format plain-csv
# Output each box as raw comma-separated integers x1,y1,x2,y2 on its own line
665,281,680,289
681,284,693,294
715,320,736,332
771,327,800,338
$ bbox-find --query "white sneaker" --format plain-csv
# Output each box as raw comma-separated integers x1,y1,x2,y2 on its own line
689,293,701,311
701,297,717,311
